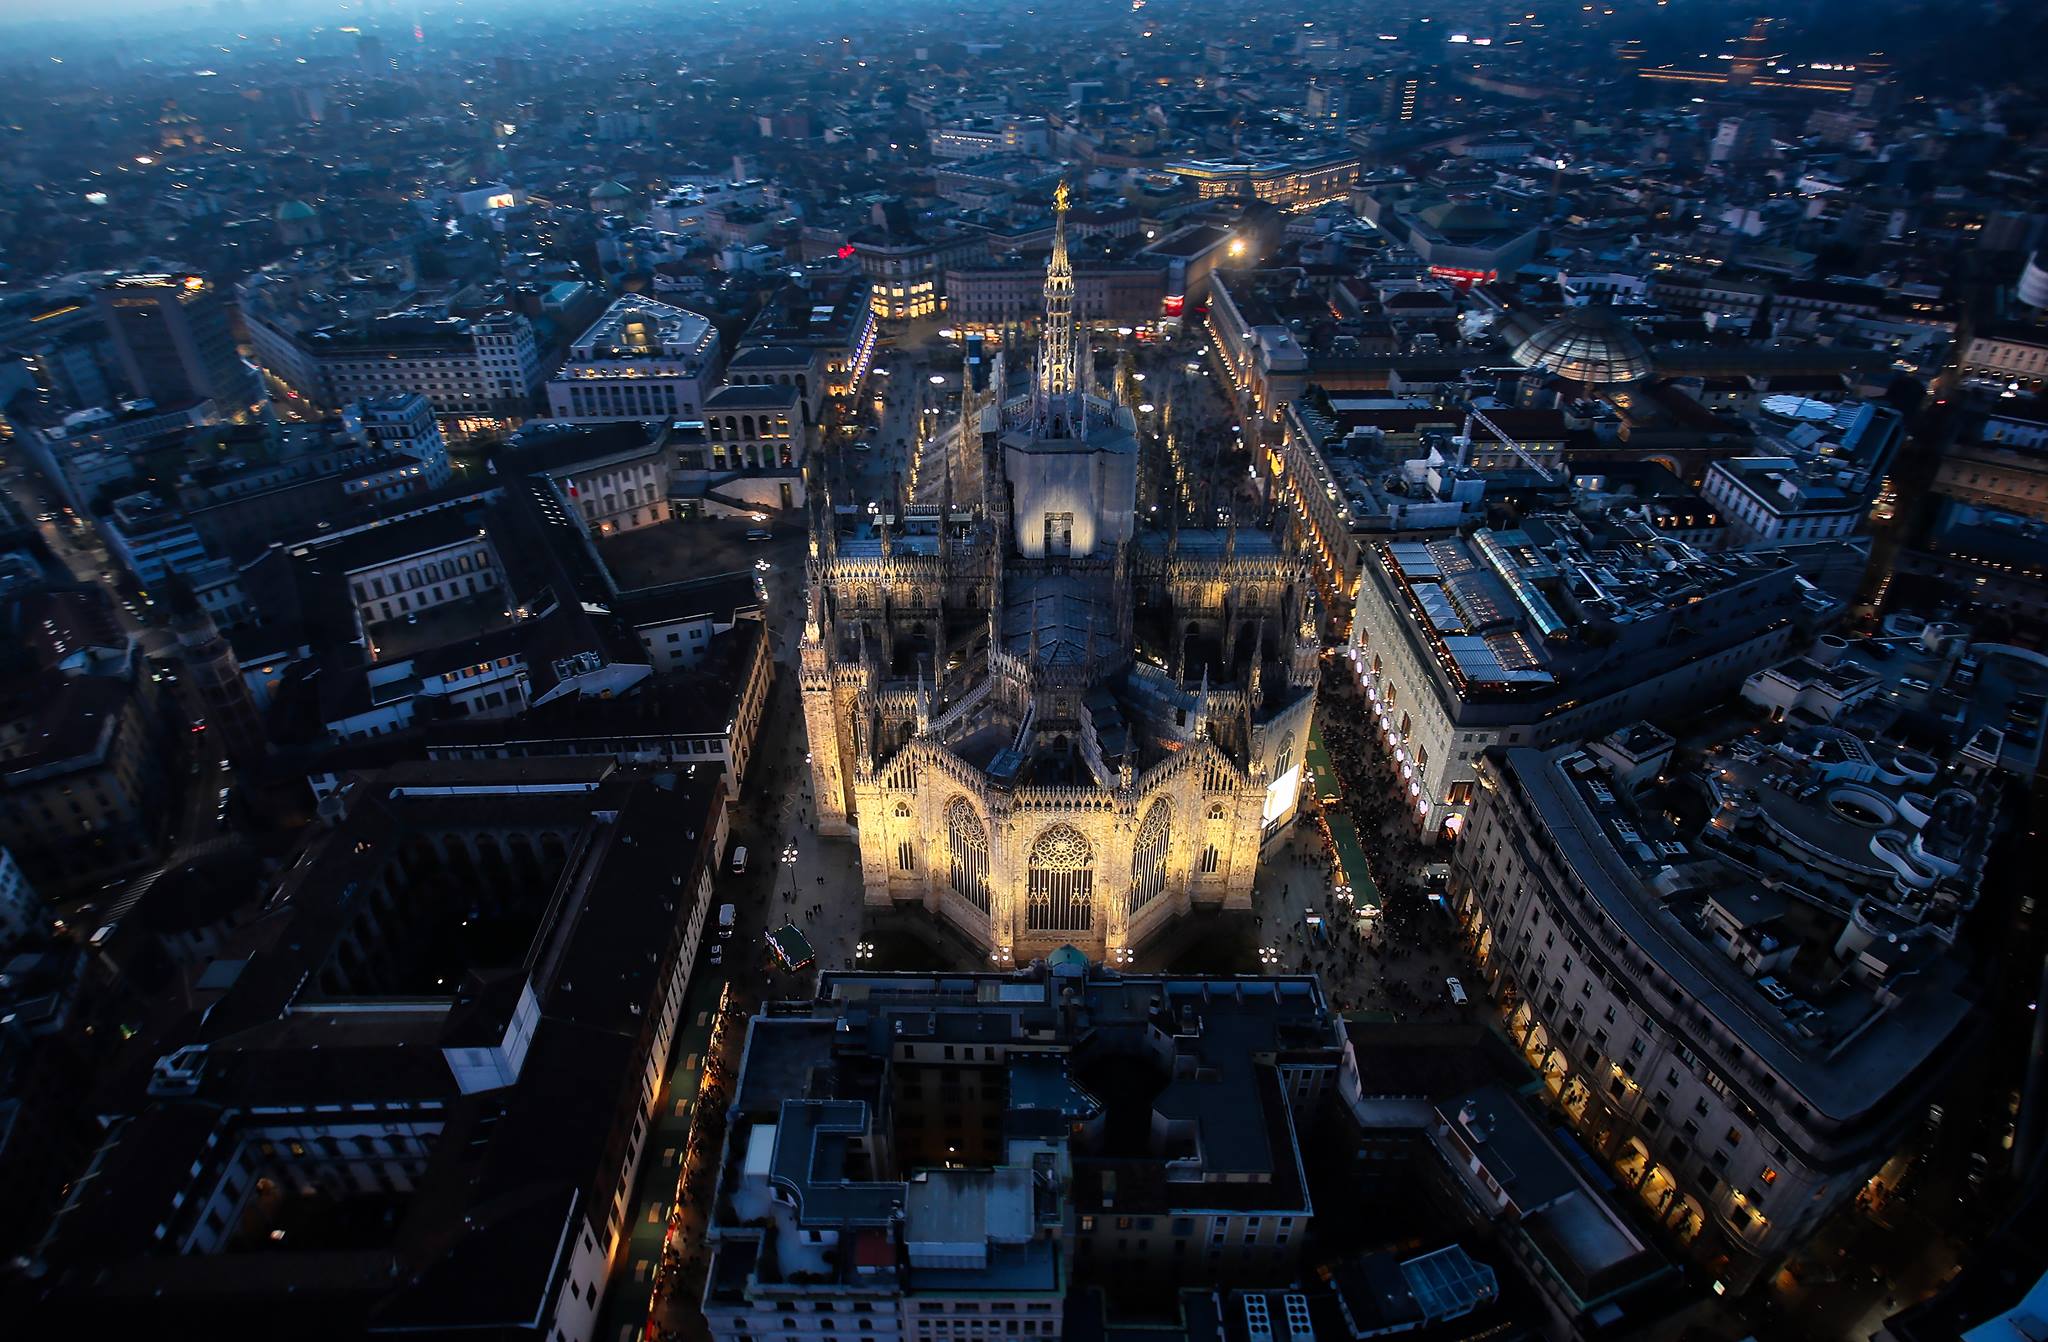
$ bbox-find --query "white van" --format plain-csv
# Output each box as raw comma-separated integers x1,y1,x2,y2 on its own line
731,845,749,874
1445,976,1469,1006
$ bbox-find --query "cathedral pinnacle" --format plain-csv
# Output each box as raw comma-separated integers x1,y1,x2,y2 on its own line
1033,179,1084,438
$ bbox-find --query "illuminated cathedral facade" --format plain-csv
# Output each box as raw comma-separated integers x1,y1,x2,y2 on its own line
800,185,1319,962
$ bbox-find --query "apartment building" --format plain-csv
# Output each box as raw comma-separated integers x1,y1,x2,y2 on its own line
512,417,679,534
0,672,165,887
311,499,506,634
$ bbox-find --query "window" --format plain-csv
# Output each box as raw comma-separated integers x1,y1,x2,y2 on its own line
946,798,990,913
1129,801,1171,915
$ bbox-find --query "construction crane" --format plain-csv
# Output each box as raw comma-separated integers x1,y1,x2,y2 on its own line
1459,403,1563,485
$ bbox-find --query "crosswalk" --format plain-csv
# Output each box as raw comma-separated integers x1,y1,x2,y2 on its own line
97,865,163,926
95,835,238,931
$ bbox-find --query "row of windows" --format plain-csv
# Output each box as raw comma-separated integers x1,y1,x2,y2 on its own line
352,551,486,600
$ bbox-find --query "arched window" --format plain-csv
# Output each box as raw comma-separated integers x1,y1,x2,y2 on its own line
1129,801,1170,915
1026,824,1093,932
946,798,990,914
1273,732,1295,780
1208,803,1226,821
894,801,911,818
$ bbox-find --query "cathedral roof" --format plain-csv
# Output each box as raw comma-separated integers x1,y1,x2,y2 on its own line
1001,571,1122,669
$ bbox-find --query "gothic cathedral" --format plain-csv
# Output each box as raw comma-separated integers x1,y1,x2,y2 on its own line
800,184,1319,962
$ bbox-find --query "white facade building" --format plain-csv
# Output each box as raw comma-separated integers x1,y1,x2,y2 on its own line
250,311,544,420
547,294,721,425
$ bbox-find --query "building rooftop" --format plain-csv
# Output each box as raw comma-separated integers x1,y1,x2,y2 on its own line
705,970,1340,1299
1494,740,1976,1123
563,292,716,366
1369,513,1818,704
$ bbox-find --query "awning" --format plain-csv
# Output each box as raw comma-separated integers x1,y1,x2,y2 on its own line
1324,812,1380,911
1306,722,1340,804
768,922,815,968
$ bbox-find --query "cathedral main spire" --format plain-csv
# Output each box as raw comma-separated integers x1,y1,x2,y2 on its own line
1034,180,1083,438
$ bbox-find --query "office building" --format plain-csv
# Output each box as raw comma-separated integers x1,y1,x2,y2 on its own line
1449,708,1984,1287
94,273,261,417
1701,401,1903,548
547,294,722,423
19,398,220,514
1348,513,1831,839
700,964,1345,1342
244,304,544,427
1165,153,1361,211
1380,70,1430,123
739,274,878,405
